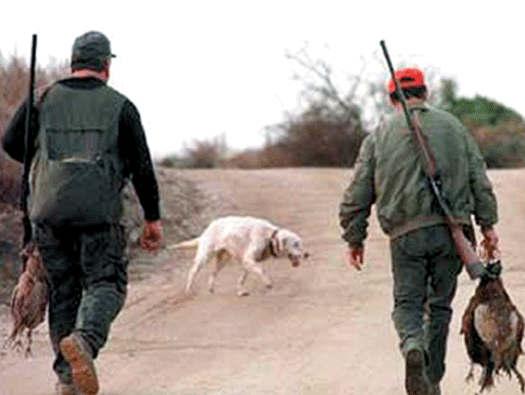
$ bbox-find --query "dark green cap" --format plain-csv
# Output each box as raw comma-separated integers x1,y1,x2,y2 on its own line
71,31,116,70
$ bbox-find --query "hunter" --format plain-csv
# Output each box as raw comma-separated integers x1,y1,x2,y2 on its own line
3,31,164,395
339,67,499,395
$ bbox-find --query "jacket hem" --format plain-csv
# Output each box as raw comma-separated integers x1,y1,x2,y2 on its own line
386,215,471,240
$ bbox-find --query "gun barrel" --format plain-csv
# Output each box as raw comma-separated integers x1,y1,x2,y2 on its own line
21,34,37,245
23,34,37,154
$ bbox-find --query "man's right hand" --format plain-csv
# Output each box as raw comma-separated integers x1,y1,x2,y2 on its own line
481,226,500,260
345,244,364,271
139,220,165,252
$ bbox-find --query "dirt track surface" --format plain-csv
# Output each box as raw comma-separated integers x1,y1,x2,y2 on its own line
2,168,525,395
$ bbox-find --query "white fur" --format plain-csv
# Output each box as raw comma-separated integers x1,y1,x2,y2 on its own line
168,216,305,296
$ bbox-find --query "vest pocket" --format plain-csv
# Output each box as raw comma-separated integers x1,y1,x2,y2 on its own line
46,128,103,161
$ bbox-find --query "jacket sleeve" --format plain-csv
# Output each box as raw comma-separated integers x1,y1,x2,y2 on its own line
339,133,376,246
119,100,161,222
2,99,30,163
465,132,498,228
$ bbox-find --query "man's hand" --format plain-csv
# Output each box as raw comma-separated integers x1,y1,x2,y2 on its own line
139,220,165,252
481,226,500,260
346,244,364,271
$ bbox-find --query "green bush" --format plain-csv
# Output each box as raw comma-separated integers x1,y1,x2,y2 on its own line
473,121,525,168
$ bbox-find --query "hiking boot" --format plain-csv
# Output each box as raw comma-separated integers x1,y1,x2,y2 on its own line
56,381,79,395
428,381,441,395
59,333,99,395
405,348,429,395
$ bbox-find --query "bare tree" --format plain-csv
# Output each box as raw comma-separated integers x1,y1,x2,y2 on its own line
265,42,377,167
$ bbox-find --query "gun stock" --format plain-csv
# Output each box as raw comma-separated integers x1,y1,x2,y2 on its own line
448,221,485,280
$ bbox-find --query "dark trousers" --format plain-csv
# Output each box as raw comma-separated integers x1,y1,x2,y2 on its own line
390,224,463,384
34,222,127,384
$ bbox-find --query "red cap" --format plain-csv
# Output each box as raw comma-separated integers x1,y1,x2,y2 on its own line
387,68,425,93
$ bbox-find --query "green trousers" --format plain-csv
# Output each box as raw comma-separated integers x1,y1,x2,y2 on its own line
34,222,127,384
390,224,465,384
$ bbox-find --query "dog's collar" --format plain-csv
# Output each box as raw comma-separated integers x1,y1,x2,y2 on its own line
270,229,279,257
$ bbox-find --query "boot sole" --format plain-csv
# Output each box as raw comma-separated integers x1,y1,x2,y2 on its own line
406,349,428,395
59,336,99,395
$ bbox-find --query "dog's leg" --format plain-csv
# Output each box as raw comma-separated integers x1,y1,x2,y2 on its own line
186,249,212,294
244,259,273,290
208,250,229,294
207,271,216,294
207,257,221,294
236,269,249,297
185,260,200,294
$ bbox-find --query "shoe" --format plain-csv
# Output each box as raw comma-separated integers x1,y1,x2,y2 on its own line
428,382,441,395
56,381,79,395
405,348,429,395
59,333,99,395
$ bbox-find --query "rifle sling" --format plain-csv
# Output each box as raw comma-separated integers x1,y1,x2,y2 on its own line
409,109,457,224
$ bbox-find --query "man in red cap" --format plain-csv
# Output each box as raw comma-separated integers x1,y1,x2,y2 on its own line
339,67,499,395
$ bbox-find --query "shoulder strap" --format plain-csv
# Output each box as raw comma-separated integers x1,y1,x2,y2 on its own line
409,109,437,179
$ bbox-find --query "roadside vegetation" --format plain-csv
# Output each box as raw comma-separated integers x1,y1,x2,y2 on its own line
161,45,525,170
1,47,524,207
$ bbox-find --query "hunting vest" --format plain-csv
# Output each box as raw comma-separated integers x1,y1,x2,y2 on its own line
29,82,127,226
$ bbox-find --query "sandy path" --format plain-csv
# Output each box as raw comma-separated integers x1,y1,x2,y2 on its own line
1,168,524,395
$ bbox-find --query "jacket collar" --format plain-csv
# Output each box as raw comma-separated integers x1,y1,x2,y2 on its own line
407,102,429,112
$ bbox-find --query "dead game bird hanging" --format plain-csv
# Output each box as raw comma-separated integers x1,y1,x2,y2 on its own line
461,259,525,393
4,243,48,356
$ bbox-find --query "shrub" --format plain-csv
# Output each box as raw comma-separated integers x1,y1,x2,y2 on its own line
472,121,525,168
183,138,222,168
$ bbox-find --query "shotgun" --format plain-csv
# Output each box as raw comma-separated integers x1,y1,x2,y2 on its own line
379,40,485,280
21,34,37,247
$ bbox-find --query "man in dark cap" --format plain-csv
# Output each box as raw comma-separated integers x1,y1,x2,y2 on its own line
3,31,164,395
339,67,499,395
71,30,116,69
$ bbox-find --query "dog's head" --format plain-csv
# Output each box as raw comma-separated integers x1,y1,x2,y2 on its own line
271,229,309,267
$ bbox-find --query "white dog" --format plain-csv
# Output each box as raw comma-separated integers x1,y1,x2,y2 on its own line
168,216,307,296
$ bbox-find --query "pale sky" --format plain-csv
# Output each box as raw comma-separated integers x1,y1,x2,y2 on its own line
2,1,524,159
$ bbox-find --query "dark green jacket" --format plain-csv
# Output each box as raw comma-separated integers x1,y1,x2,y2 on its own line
339,103,498,245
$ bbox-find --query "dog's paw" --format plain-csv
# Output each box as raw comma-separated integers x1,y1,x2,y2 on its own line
237,289,250,297
263,287,275,296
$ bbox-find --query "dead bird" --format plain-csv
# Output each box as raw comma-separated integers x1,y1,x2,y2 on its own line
5,243,48,356
461,260,525,392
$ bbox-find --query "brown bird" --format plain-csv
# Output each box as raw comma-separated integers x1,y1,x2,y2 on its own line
5,243,48,357
461,261,525,393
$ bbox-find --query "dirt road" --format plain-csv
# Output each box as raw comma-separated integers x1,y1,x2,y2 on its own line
2,168,525,395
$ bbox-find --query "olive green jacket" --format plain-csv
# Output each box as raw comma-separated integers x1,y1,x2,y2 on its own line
339,103,498,246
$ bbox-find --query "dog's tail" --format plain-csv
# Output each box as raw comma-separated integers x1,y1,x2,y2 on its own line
166,237,200,250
